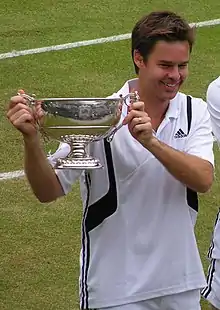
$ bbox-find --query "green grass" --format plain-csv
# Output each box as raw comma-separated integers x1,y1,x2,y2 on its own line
0,0,220,52
1,0,220,309
0,179,82,310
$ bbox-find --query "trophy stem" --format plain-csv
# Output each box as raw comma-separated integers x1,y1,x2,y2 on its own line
68,142,88,158
54,135,103,170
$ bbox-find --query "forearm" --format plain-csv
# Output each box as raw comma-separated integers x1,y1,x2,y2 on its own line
144,137,213,193
24,135,64,202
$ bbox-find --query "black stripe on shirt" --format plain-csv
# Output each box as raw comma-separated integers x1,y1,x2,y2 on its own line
81,139,118,309
80,171,91,309
186,187,198,212
85,139,118,232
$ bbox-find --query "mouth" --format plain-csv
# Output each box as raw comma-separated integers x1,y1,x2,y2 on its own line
161,81,180,88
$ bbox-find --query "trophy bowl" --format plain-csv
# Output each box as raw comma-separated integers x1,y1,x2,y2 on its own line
20,92,139,170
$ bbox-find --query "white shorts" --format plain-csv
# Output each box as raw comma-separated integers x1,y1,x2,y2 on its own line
201,259,220,309
93,289,201,310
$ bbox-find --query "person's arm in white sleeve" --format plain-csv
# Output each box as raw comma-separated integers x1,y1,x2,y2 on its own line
47,142,83,195
206,76,220,142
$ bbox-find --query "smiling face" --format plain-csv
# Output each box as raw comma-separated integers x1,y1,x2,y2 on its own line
134,40,190,102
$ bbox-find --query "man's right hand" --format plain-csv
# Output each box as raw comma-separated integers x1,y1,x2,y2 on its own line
7,94,44,138
6,92,65,203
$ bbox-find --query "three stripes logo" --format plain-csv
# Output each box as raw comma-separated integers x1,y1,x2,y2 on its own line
174,128,187,138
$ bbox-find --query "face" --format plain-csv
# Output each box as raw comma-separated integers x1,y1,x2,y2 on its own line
134,40,190,101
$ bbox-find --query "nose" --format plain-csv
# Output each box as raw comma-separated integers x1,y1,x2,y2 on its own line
168,66,180,81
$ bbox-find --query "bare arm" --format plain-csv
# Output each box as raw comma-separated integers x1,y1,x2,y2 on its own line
24,135,65,202
144,137,213,193
7,94,64,203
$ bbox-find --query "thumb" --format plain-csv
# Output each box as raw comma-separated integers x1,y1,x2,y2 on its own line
17,89,26,95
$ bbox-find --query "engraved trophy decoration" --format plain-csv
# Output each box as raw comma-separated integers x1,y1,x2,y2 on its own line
19,91,139,170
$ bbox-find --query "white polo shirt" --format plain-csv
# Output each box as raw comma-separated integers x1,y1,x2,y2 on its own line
48,79,214,309
207,76,220,142
206,76,220,260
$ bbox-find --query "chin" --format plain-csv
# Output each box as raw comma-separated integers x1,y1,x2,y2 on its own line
167,92,178,100
160,91,178,101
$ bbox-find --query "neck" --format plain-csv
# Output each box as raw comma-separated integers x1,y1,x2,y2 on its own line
136,79,170,131
137,80,169,119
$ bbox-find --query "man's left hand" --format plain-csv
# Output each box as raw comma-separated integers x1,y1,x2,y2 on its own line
123,101,154,147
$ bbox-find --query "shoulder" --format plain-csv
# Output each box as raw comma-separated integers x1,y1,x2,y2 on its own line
177,92,208,115
207,76,220,95
207,76,220,108
206,76,220,141
108,78,138,98
176,93,210,136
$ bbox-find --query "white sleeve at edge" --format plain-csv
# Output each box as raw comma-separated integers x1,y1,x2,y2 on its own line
47,143,82,194
184,100,214,166
206,77,220,142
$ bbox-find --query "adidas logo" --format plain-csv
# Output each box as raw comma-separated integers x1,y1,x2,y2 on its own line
174,128,187,138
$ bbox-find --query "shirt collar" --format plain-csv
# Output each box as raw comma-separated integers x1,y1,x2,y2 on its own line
126,78,181,120
165,94,181,119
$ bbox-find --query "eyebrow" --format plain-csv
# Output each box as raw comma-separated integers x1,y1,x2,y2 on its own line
158,60,189,65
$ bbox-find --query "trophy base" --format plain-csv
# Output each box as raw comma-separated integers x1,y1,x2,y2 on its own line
55,157,103,170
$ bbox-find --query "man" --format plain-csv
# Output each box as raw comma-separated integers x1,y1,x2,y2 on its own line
201,76,220,310
7,11,214,310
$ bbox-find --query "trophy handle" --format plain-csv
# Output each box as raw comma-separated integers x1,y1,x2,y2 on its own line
17,90,36,103
17,90,50,142
106,91,140,142
122,91,140,106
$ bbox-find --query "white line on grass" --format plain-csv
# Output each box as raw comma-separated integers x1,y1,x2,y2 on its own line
0,18,220,60
0,170,25,181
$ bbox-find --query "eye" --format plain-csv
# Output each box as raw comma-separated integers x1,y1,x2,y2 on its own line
159,64,171,68
179,64,188,69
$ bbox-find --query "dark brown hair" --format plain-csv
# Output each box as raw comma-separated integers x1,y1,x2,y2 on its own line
131,11,195,73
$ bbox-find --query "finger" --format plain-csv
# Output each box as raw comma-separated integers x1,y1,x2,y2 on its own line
129,116,151,131
33,109,44,121
33,102,44,119
12,113,33,127
132,122,153,135
9,95,27,109
35,100,43,106
17,89,26,95
35,102,43,113
36,109,44,119
130,101,145,112
123,110,146,125
7,103,32,119
10,110,33,124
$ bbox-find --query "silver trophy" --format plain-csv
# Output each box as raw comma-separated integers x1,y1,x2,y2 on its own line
19,92,139,170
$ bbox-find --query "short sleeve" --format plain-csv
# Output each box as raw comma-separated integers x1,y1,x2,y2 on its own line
48,143,83,194
206,77,220,143
184,100,214,166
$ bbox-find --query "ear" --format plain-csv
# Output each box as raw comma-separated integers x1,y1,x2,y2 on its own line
133,50,145,70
